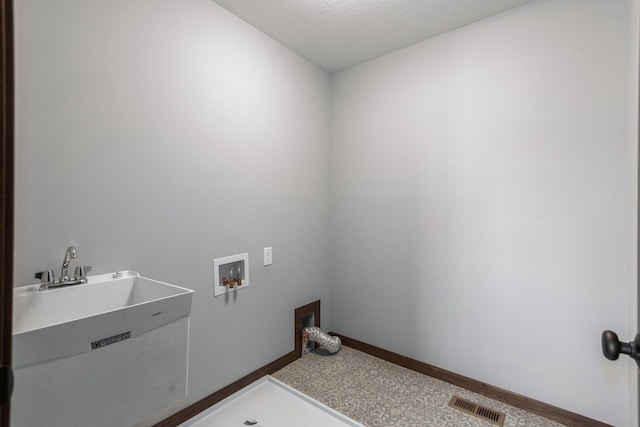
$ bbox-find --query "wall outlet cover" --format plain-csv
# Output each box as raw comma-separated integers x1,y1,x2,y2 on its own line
264,247,272,266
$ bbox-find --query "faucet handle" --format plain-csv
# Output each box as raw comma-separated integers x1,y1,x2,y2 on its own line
74,265,92,281
35,270,55,288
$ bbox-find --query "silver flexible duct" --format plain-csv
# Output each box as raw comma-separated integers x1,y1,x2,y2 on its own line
303,327,342,354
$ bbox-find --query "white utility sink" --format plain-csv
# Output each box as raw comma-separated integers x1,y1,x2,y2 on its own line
13,270,194,368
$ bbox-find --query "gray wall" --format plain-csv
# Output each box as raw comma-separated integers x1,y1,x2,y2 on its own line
14,0,331,423
330,1,637,425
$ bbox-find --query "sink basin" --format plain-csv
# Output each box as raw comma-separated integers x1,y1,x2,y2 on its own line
13,271,194,368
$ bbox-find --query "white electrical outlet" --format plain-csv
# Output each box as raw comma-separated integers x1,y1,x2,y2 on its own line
264,247,272,266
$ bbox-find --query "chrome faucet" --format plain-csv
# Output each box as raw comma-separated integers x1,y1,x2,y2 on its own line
35,246,92,290
60,246,77,283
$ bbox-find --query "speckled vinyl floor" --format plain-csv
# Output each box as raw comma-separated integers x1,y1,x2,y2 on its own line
272,346,566,427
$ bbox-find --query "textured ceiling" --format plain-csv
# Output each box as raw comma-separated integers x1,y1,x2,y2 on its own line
212,0,536,73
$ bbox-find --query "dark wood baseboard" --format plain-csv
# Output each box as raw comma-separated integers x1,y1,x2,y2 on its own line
332,333,611,427
153,350,298,427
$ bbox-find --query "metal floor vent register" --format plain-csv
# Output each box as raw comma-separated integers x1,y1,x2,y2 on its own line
448,396,506,426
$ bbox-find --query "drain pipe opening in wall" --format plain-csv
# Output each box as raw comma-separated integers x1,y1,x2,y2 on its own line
303,327,342,354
